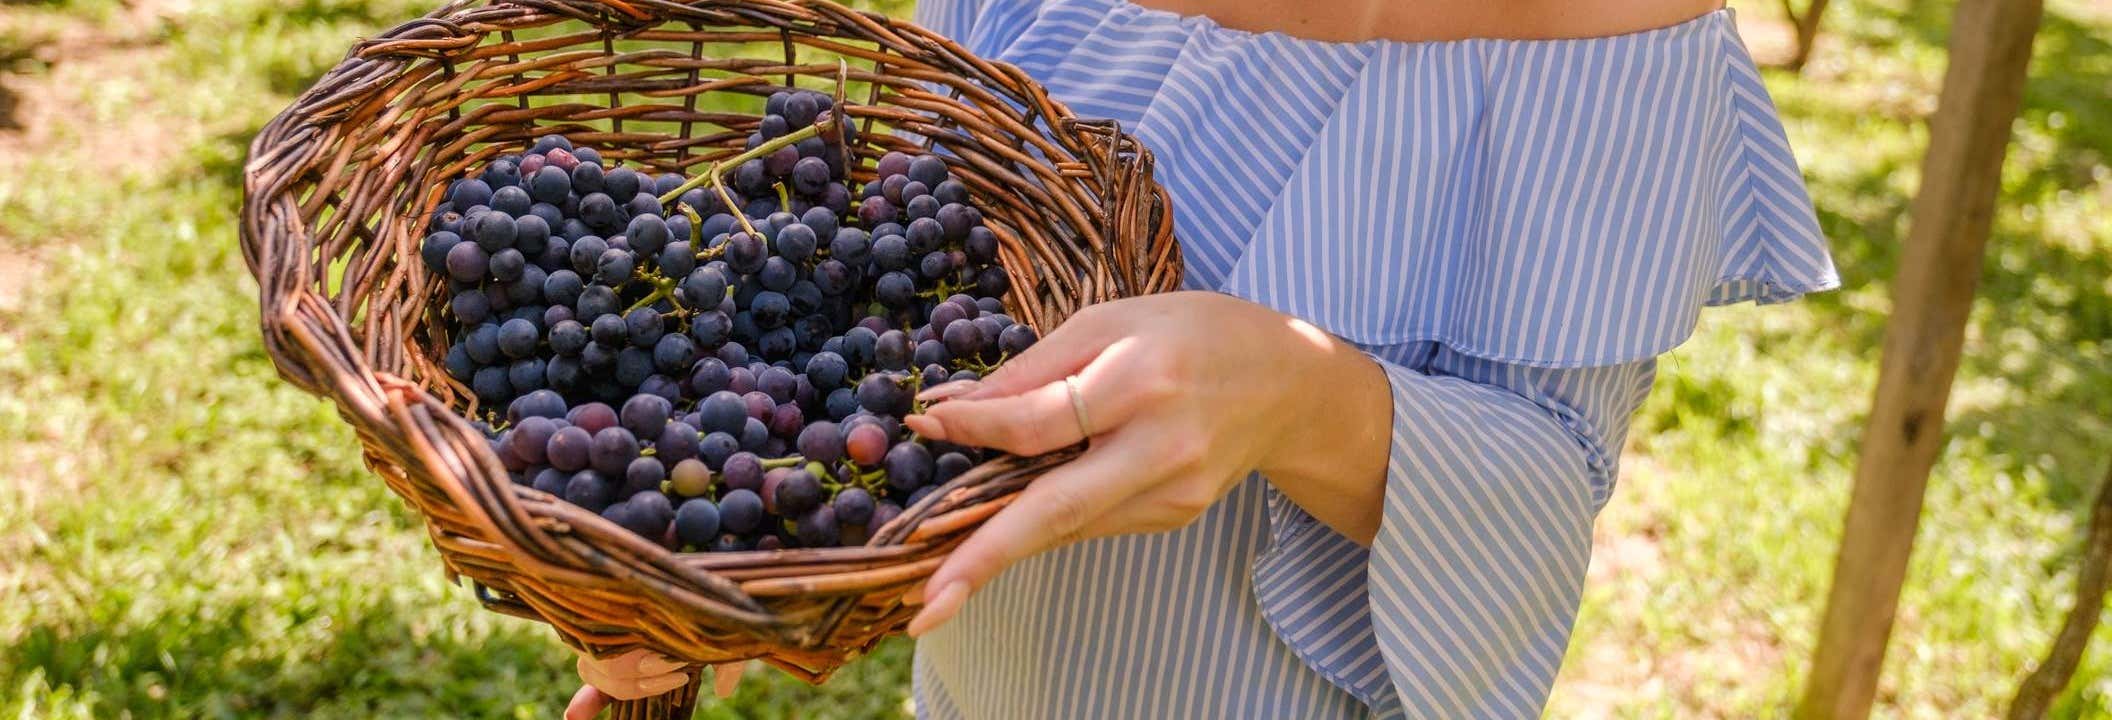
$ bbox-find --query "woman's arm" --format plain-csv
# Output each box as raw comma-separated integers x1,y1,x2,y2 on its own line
901,290,1397,632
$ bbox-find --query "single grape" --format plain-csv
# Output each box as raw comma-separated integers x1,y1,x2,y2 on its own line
976,265,1013,299
491,185,533,217
697,391,747,434
935,451,975,485
670,458,713,497
792,157,830,195
699,431,739,470
913,339,950,369
627,192,662,219
998,323,1038,356
674,498,722,546
833,487,875,525
826,387,860,422
614,346,654,387
717,489,765,534
794,505,839,547
625,307,665,348
857,197,895,226
907,155,949,187
594,247,634,285
855,373,910,416
626,214,672,257
623,456,667,498
618,393,671,437
445,242,490,282
844,422,889,465
740,416,771,452
884,441,934,491
775,470,823,515
450,289,492,324
565,470,615,513
904,217,943,255
943,320,986,358
451,178,494,209
588,426,640,477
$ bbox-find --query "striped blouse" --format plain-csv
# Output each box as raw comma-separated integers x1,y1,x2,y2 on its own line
904,1,1839,717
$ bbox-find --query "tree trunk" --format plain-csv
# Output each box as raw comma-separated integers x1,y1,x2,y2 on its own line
1780,0,1834,73
1793,0,2044,719
2007,461,2112,720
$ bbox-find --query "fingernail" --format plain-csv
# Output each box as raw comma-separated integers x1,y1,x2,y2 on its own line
916,379,982,402
903,415,947,441
906,581,969,637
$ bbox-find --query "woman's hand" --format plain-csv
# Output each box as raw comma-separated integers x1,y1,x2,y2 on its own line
563,650,745,720
900,291,1394,636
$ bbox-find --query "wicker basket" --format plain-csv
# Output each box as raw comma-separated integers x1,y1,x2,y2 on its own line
238,0,1179,716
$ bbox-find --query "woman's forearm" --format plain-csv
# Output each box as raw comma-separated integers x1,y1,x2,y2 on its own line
1254,317,1392,545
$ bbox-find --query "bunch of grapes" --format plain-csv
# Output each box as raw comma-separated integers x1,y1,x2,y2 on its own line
416,90,1039,552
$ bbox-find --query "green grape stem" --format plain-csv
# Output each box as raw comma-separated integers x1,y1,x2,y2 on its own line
760,455,808,470
654,120,828,206
774,182,792,212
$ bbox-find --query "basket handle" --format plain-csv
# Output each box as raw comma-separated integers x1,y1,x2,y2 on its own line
1060,117,1174,298
606,672,705,720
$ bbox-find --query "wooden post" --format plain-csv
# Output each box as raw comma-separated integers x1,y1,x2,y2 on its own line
1794,0,2045,718
2007,460,2112,720
1777,0,1833,72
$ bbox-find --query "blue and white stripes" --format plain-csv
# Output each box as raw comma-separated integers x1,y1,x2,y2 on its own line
907,0,1835,717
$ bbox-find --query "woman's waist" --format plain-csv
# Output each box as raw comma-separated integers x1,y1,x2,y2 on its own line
1126,0,1726,44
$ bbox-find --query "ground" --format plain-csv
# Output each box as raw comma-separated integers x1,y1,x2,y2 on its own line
0,0,2107,717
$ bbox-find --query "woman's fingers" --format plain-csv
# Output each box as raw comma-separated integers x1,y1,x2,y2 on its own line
565,685,611,720
953,304,1117,401
713,662,745,699
906,338,1147,455
907,433,1152,636
575,650,687,701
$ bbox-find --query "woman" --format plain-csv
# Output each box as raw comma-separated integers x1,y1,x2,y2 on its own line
570,0,1838,716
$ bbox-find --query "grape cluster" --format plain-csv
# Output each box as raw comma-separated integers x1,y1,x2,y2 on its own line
417,90,1037,551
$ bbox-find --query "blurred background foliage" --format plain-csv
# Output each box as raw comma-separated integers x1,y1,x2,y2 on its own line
0,0,2104,716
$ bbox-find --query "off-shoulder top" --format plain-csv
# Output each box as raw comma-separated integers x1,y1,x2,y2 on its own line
905,1,1837,717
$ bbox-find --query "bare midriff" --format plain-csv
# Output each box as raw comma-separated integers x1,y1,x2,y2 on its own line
1128,0,1726,42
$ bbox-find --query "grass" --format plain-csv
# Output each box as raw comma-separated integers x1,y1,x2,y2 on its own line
0,0,2106,717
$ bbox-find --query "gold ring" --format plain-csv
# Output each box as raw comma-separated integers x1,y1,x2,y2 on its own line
1064,375,1091,438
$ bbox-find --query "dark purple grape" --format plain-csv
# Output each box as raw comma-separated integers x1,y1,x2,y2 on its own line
767,402,804,439
904,217,942,255
935,452,974,484
826,388,859,422
998,324,1037,356
698,391,747,434
422,231,463,274
451,289,492,324
794,505,839,547
532,467,570,495
489,247,528,283
881,175,910,205
570,402,618,433
750,291,791,330
690,309,732,348
784,92,820,127
724,232,766,274
907,155,949,187
591,314,628,347
740,416,770,452
855,373,910,416
619,393,671,437
757,327,797,359
546,426,593,471
775,470,823,515
804,351,849,389
884,442,934,491
623,456,667,497
716,342,750,368
764,145,799,177
921,363,949,388
933,179,968,205
906,195,940,222
626,214,672,257
445,242,490,282
875,272,918,308
943,320,986,358
627,192,662,219
674,499,721,546
579,192,624,232
796,421,843,464
976,265,1012,299
721,452,764,492
775,223,817,263
624,308,664,348
689,357,731,395
444,344,475,382
757,258,798,292
920,251,955,280
857,197,895,226
873,330,912,371
653,333,696,374
451,178,494,209
657,421,700,464
497,318,539,358
491,185,533,217
875,151,912,179
565,470,615,513
718,489,765,534
834,487,875,525
699,431,739,470
792,157,830,195
913,339,950,368
589,427,640,476
529,165,571,204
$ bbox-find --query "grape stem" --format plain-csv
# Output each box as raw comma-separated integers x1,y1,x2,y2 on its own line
774,182,792,212
625,275,681,313
760,455,807,470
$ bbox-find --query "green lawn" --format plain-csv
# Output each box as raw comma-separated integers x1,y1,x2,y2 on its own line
0,0,2106,717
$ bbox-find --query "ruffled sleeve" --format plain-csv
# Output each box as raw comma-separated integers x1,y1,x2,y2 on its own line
1250,347,1657,718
